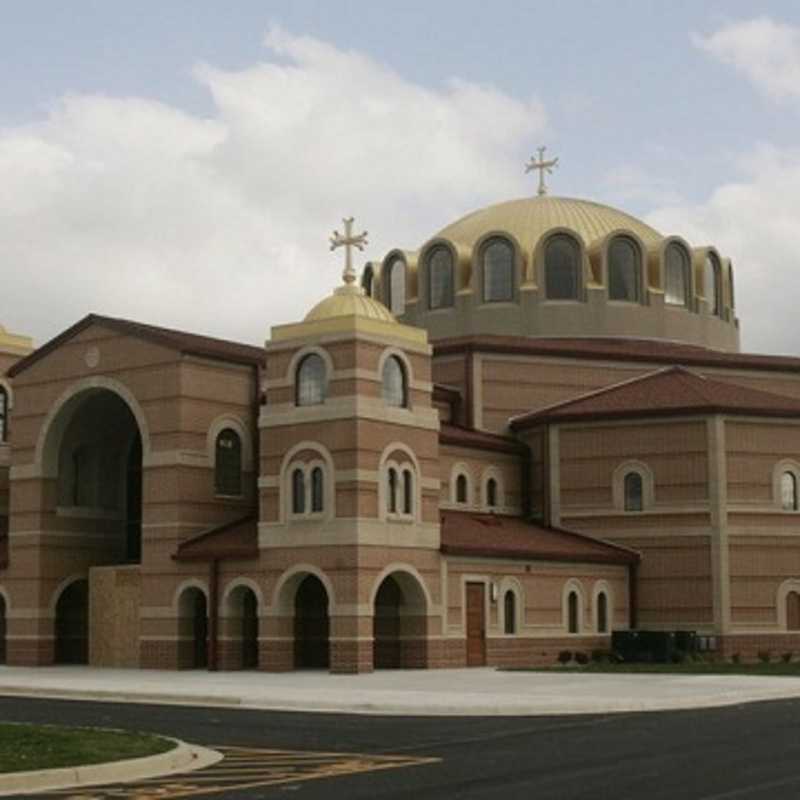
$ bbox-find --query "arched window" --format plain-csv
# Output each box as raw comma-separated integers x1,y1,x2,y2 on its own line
567,591,579,634
310,467,324,513
704,253,721,316
382,356,408,408
788,591,800,631
728,262,735,310
597,592,609,633
296,354,327,407
292,468,306,514
387,257,406,316
504,591,516,635
0,386,7,443
545,235,581,300
486,478,498,509
608,236,641,302
427,246,454,310
624,472,644,512
361,265,374,298
781,472,798,511
456,474,468,504
215,429,242,496
482,237,514,303
665,243,690,307
387,468,398,514
402,469,413,515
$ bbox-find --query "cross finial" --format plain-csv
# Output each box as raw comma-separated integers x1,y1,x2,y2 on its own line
330,217,368,285
524,146,559,196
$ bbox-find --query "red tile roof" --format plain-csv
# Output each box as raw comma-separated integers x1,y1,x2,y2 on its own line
433,334,800,374
439,423,527,454
173,515,258,562
510,366,800,429
440,510,638,565
8,314,264,377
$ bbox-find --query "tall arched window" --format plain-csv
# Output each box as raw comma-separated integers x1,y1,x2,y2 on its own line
788,591,800,631
361,265,374,297
665,242,690,307
782,472,798,511
387,468,398,514
387,257,406,316
728,262,735,310
402,469,413,515
597,592,609,633
0,386,7,443
296,353,327,407
486,478,498,508
311,467,324,513
567,591,579,634
456,474,468,504
427,246,454,309
624,472,644,512
382,356,407,408
504,591,516,635
215,429,242,496
482,237,514,302
704,253,721,316
545,235,581,300
292,468,306,514
608,236,641,302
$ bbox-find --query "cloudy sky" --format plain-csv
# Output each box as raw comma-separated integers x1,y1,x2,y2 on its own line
2,1,800,354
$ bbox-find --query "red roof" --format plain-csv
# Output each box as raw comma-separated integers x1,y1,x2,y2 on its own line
440,510,638,565
9,314,264,377
173,515,258,562
439,423,526,454
433,334,800,374
511,366,800,429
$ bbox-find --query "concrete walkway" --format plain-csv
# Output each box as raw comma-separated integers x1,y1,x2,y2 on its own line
2,665,800,716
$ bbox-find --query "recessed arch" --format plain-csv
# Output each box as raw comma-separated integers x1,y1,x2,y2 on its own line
592,580,613,634
280,442,336,523
221,577,264,614
777,580,800,630
449,462,474,506
540,229,586,301
271,564,336,616
498,577,523,635
562,579,585,634
207,414,253,472
613,460,654,512
773,460,800,511
53,576,89,664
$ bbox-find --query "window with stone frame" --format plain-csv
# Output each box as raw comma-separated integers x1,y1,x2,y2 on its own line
382,355,408,408
704,253,722,316
311,466,324,513
296,353,327,407
456,473,468,504
664,242,690,307
781,471,798,511
387,257,406,315
624,471,644,512
427,245,454,310
482,237,514,303
597,592,609,633
567,591,579,633
608,236,641,302
545,234,581,300
292,468,306,514
214,428,242,496
503,590,516,634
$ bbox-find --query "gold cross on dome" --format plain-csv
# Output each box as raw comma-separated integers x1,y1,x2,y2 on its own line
525,146,559,196
330,217,368,285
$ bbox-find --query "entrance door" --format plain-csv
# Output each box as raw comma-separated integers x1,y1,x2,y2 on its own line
466,582,486,667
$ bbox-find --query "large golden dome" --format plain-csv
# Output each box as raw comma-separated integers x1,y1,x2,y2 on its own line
435,195,663,250
304,283,396,323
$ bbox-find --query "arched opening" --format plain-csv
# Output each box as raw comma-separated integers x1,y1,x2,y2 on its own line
567,590,579,634
503,590,516,635
665,243,690,307
296,354,327,407
545,234,581,300
608,236,641,302
214,428,242,497
226,585,259,670
0,595,7,665
386,257,406,316
482,237,514,302
382,356,408,408
624,471,644,512
178,587,208,669
373,572,428,669
294,575,330,669
55,579,89,664
788,591,800,632
456,473,468,504
427,245,454,309
597,592,609,633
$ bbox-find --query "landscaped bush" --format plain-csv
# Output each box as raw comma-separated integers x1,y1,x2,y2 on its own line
781,652,793,664
557,650,572,665
575,652,589,665
730,653,741,664
757,650,771,664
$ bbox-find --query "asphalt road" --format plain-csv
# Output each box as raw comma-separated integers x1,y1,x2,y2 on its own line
2,695,800,799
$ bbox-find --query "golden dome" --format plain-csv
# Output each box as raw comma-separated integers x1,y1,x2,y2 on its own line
304,283,396,323
434,195,663,250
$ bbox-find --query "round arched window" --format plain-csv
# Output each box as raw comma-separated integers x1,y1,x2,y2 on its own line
214,428,242,496
664,243,690,307
482,238,514,302
545,235,581,300
382,356,407,408
361,265,374,298
624,472,644,512
427,246,454,310
296,353,327,406
456,474,468,504
782,472,798,511
704,252,721,316
386,257,406,316
608,237,641,302
504,591,516,635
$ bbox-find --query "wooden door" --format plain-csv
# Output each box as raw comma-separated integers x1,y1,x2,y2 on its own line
466,582,486,667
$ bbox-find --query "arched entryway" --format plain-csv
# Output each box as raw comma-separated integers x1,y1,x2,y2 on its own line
178,587,208,669
373,571,428,669
55,579,89,664
294,575,329,669
225,585,259,669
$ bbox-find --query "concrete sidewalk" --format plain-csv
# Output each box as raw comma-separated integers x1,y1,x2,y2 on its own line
2,665,800,716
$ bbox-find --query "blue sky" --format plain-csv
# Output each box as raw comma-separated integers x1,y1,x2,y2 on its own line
2,1,800,352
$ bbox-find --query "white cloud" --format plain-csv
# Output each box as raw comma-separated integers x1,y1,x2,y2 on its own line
646,144,800,355
693,17,800,101
0,26,547,346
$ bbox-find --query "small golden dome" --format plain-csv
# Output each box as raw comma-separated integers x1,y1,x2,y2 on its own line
304,283,396,323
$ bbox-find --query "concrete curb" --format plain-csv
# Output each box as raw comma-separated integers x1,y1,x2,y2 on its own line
0,734,222,797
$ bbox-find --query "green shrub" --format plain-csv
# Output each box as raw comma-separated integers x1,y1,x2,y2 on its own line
671,649,687,664
730,653,741,664
591,649,610,663
575,652,589,665
781,652,793,664
557,650,572,665
757,650,771,664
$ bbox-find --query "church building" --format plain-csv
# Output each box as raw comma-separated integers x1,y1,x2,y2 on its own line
1,168,799,672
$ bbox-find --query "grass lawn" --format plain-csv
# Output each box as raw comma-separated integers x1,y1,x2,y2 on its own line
510,661,800,676
0,723,174,774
